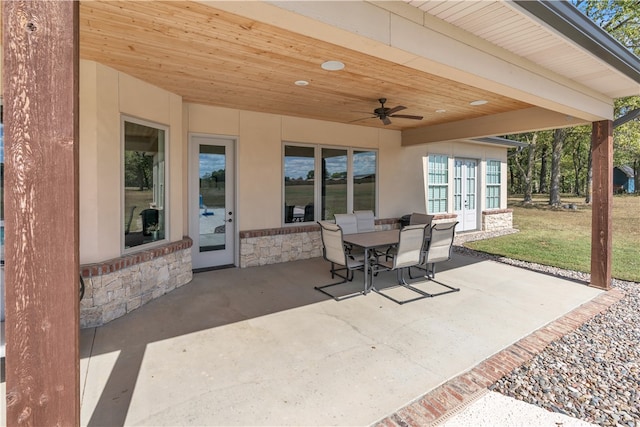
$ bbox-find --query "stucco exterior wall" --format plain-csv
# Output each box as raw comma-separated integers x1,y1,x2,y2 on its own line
80,60,184,264
80,61,512,269
75,61,513,324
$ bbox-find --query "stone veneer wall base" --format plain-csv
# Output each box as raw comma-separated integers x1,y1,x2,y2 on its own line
80,237,193,328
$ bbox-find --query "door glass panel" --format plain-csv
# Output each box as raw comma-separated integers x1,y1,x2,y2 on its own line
454,160,463,211
199,145,226,252
321,148,347,220
466,161,476,210
284,145,315,223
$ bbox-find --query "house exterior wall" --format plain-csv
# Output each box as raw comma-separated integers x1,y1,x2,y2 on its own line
80,60,184,263
77,60,512,325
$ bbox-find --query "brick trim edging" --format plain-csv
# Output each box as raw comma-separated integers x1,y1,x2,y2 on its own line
373,288,626,427
482,208,513,215
80,236,193,277
239,215,461,239
240,218,401,239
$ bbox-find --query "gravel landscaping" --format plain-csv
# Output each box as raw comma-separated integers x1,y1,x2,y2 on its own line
453,237,640,427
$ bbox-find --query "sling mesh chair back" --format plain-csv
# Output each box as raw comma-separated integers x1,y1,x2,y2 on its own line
386,212,433,262
354,210,375,233
418,221,460,297
334,213,358,234
334,213,362,257
425,221,458,277
405,213,434,278
315,221,366,301
370,224,431,304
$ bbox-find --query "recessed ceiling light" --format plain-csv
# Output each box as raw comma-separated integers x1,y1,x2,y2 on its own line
436,109,447,113
470,100,488,106
295,80,309,86
321,60,345,71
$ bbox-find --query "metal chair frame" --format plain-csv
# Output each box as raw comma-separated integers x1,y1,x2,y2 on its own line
369,224,432,304
408,221,460,297
315,221,366,301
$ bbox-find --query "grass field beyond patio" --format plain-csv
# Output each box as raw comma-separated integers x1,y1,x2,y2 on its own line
465,194,640,282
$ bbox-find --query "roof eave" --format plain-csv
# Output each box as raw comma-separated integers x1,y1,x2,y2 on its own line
511,0,640,85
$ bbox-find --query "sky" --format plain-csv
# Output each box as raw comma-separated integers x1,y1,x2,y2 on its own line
199,149,377,180
285,151,376,180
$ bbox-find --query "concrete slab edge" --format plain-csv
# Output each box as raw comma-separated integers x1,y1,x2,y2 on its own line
372,288,626,427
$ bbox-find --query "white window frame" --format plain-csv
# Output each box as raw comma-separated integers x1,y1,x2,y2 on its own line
121,115,169,253
282,142,378,225
427,154,449,214
485,159,501,209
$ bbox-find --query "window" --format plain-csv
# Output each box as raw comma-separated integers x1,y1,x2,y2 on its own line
123,118,167,249
283,144,377,223
322,148,348,220
353,150,377,212
428,155,448,214
284,145,315,223
486,160,501,209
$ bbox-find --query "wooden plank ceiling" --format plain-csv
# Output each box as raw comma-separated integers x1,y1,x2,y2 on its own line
79,1,531,131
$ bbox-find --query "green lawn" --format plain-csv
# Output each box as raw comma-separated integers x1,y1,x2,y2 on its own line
465,194,640,282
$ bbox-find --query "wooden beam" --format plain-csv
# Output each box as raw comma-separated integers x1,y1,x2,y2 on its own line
401,107,588,146
3,2,80,426
590,120,613,290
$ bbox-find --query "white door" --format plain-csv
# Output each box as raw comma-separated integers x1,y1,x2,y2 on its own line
453,159,478,232
189,135,235,269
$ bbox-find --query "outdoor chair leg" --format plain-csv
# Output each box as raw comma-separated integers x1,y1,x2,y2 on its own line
315,267,363,301
372,267,432,305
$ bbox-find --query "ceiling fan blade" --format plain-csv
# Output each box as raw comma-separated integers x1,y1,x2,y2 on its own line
389,114,423,120
349,116,375,123
385,105,407,115
381,116,392,126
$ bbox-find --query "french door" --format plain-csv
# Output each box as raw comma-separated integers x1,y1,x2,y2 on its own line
189,134,236,269
453,158,478,232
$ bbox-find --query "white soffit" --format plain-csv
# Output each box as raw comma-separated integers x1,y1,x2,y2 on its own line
404,0,640,98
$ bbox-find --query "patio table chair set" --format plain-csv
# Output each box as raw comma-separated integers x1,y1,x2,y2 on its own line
315,211,460,304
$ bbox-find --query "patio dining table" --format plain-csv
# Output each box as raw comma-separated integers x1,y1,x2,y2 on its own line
343,229,400,294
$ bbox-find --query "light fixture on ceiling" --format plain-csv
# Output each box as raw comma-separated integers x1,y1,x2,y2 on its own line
436,109,447,113
321,60,345,71
295,80,309,86
469,99,488,106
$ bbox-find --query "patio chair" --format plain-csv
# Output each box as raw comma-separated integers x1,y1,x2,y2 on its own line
304,203,314,222
354,210,375,232
409,212,434,226
334,212,361,257
408,221,460,297
386,212,433,261
422,221,459,279
334,213,358,234
369,224,431,304
315,221,366,301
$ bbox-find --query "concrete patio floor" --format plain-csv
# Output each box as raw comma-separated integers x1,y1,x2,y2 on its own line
76,252,605,426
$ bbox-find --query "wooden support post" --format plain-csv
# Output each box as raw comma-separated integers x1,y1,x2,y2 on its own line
590,120,613,290
3,2,80,426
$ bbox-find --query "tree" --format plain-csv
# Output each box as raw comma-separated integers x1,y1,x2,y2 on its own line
550,128,565,206
124,151,152,190
538,142,550,193
574,0,640,196
510,133,538,202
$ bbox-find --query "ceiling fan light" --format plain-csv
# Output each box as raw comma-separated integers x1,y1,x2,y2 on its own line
321,60,345,71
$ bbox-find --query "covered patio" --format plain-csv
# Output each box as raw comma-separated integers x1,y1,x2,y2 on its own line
78,252,604,426
3,1,640,425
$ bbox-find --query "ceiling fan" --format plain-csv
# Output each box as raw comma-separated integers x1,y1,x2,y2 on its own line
354,98,423,126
